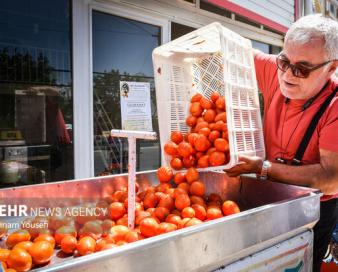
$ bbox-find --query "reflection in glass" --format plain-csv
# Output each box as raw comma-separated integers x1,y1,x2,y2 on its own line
0,0,73,187
92,11,161,176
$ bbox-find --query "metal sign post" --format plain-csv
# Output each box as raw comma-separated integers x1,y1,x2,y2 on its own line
111,129,157,229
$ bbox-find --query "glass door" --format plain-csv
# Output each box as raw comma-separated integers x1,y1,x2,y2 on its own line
92,10,162,176
0,0,74,187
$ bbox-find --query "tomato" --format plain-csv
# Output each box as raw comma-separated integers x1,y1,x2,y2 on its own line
185,167,199,184
146,208,156,217
190,181,206,197
182,155,196,168
6,229,31,249
198,127,211,137
102,219,115,235
6,248,32,272
80,220,103,240
95,239,107,252
108,202,126,221
215,112,226,122
208,130,221,143
191,204,207,220
77,236,96,256
181,207,195,218
157,166,173,183
177,142,193,158
28,241,53,265
101,243,117,250
170,157,183,170
200,97,214,110
48,215,73,231
109,225,129,242
194,134,210,152
184,218,203,227
139,217,159,238
214,120,226,132
171,209,181,217
164,142,178,156
165,214,182,227
208,202,222,209
195,121,209,132
177,218,190,229
61,235,77,254
197,155,209,168
115,215,128,227
203,109,216,123
13,241,33,252
175,194,191,211
214,138,229,152
215,97,225,110
211,92,220,103
157,222,177,234
143,192,159,209
154,207,170,222
206,207,223,220
187,133,198,147
186,115,197,127
208,193,223,205
0,248,10,263
177,183,190,194
222,200,240,216
54,225,77,245
158,195,175,211
111,190,128,203
190,93,202,102
190,196,206,207
124,230,143,243
156,183,172,193
174,172,186,185
165,188,175,199
189,102,203,117
170,131,184,144
209,151,226,166
135,211,151,226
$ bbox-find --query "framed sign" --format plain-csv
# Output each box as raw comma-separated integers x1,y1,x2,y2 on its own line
120,81,153,131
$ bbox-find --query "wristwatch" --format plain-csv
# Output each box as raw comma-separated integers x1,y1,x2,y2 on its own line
259,160,271,181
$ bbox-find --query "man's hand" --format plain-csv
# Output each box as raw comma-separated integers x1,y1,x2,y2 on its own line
225,155,263,177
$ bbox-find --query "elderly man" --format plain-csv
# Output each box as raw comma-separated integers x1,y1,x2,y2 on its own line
226,14,338,271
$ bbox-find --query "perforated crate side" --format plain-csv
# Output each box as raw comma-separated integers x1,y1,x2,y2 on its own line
153,22,265,171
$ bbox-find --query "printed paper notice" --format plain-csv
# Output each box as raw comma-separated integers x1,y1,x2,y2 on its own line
120,81,153,131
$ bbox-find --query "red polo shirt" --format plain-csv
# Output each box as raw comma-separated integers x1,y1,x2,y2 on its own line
254,52,338,200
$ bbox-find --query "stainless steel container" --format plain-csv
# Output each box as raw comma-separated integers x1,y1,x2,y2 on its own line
0,171,320,272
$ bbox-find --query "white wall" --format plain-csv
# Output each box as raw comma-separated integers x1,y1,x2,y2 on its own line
230,0,295,28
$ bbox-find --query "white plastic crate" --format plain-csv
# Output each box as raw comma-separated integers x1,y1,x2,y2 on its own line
152,22,265,171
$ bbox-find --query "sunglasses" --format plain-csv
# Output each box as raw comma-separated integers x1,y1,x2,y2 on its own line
276,53,335,78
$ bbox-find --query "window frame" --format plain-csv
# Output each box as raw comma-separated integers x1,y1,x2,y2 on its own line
72,0,169,179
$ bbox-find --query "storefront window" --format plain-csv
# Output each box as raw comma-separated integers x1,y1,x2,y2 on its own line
92,11,161,175
171,22,196,40
0,0,73,187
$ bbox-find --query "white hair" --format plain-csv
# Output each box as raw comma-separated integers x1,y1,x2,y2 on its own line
285,14,338,60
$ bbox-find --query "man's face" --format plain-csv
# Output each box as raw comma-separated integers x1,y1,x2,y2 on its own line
278,38,333,100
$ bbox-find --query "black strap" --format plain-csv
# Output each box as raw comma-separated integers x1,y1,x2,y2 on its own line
292,86,338,165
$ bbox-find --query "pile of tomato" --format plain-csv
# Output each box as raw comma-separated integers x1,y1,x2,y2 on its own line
0,166,240,271
164,91,230,170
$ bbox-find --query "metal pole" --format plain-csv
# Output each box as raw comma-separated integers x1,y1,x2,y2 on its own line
111,129,157,229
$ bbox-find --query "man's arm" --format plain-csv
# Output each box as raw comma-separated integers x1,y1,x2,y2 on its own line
226,149,338,195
